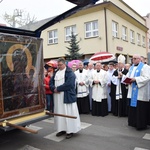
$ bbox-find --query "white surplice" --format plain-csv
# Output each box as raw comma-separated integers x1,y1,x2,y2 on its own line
89,69,108,102
111,70,123,100
106,69,115,111
87,69,94,110
75,69,89,98
54,68,81,133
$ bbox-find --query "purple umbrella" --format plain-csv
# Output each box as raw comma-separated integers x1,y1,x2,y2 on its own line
68,60,81,68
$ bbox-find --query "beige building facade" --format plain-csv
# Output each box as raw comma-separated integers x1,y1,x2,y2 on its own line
41,0,148,63
144,13,150,64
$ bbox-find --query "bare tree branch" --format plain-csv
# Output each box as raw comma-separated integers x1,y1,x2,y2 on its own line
2,9,37,27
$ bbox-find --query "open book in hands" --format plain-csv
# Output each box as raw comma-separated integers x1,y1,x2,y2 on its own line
123,77,132,84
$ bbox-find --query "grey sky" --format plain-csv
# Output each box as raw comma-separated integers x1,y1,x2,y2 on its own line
0,0,150,25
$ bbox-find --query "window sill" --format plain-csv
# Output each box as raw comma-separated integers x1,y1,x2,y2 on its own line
122,39,128,42
64,40,70,43
112,36,120,39
84,36,99,39
47,43,58,45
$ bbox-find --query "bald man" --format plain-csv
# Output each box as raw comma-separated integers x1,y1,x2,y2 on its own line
89,62,108,116
75,62,90,114
123,54,150,130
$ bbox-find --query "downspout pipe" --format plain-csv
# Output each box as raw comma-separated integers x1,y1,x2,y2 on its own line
104,7,108,52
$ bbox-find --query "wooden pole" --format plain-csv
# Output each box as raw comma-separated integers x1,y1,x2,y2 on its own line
46,111,77,119
6,122,38,134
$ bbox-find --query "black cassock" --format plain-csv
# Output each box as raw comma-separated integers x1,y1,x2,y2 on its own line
77,96,90,114
147,101,150,126
110,68,128,117
148,81,150,126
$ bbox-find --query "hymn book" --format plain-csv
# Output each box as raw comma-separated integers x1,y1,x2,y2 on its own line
123,77,132,84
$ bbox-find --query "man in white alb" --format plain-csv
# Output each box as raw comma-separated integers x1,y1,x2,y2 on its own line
75,62,90,114
50,58,81,139
122,54,150,130
89,62,108,116
87,62,94,111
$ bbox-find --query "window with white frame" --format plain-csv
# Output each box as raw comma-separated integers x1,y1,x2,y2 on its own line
112,21,118,38
137,33,141,45
142,36,145,47
85,20,98,38
65,25,76,41
122,26,127,40
48,29,58,44
130,30,135,43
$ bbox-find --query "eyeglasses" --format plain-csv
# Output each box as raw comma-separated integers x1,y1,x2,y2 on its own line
132,58,139,60
58,63,64,67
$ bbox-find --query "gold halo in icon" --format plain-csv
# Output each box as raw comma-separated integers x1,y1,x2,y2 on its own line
6,44,35,78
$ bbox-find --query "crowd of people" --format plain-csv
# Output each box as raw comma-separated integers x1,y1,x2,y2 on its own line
43,54,150,139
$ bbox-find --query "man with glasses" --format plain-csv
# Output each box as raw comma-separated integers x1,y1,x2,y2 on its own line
50,58,81,139
122,54,150,130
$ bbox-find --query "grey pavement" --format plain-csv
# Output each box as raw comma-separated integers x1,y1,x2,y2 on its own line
0,114,150,150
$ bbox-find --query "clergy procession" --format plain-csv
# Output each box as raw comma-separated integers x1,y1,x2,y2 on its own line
44,54,150,139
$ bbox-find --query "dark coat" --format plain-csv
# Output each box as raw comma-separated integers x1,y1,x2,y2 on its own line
50,66,76,104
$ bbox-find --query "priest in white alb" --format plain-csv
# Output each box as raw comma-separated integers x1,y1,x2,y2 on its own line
122,54,150,130
75,62,90,114
89,62,108,116
87,62,94,111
